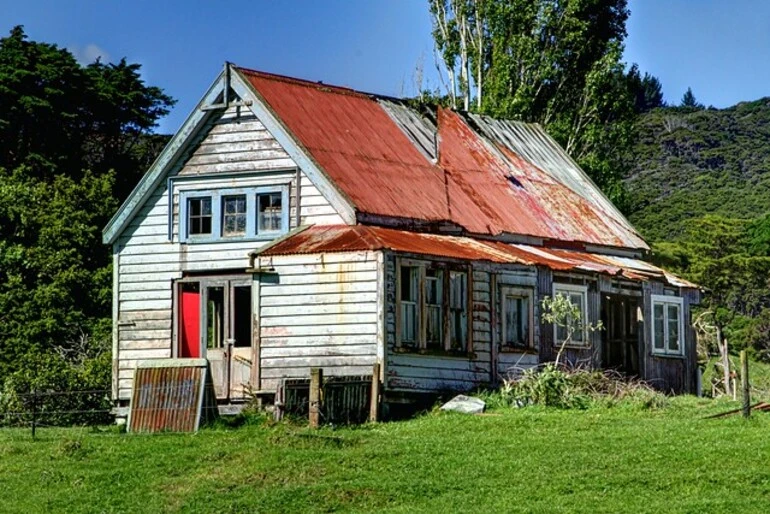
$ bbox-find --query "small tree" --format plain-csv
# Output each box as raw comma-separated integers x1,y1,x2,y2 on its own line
680,87,703,109
541,293,603,367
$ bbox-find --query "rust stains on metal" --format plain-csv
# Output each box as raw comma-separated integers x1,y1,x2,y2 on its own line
259,225,693,288
237,68,647,251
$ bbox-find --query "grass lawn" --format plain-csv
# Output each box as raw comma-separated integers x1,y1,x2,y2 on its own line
2,397,770,513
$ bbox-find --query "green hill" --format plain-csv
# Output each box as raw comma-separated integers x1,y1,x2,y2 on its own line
625,99,770,242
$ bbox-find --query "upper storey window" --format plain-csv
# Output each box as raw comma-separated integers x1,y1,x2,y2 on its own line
180,186,289,243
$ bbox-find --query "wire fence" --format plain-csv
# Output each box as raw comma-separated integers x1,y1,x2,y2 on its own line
0,388,115,437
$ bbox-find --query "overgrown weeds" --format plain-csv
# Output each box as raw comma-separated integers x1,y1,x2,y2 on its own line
485,364,669,411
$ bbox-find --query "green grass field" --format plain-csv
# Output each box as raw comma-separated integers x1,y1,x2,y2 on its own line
2,397,770,513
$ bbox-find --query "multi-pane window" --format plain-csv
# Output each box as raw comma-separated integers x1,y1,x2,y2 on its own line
400,266,419,345
425,269,443,349
652,295,684,356
552,284,589,346
222,195,247,236
180,187,288,242
258,192,283,233
449,271,468,351
501,287,533,350
187,197,212,236
397,261,469,353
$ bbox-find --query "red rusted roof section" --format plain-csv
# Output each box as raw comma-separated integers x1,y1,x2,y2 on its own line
238,67,646,250
259,225,695,288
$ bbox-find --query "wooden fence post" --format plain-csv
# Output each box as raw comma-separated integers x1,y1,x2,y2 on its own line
309,368,323,428
369,363,381,423
741,350,750,418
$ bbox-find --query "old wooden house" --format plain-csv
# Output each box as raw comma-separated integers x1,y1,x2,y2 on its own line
104,64,700,410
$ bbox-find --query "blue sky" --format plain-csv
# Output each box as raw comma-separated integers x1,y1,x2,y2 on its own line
3,0,770,133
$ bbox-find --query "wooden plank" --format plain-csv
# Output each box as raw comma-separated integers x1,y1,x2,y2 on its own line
261,334,378,347
263,355,376,370
309,368,322,428
260,291,379,307
260,281,378,297
261,324,377,337
260,345,377,359
260,312,378,327
121,299,172,312
261,302,377,317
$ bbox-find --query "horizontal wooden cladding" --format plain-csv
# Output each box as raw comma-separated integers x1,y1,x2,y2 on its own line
260,343,376,359
260,251,377,267
261,302,377,317
261,334,377,348
193,139,285,157
261,312,378,328
262,323,377,337
260,281,378,297
121,299,172,312
260,291,379,307
119,328,172,341
266,270,376,287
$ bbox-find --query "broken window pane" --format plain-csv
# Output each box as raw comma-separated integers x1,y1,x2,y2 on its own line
258,192,283,233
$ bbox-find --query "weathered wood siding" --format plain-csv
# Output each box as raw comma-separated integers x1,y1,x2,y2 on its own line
490,266,540,382
640,283,699,394
113,105,346,400
256,251,382,392
384,254,496,393
537,270,602,368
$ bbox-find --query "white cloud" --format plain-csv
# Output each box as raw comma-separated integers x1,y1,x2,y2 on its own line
69,44,112,65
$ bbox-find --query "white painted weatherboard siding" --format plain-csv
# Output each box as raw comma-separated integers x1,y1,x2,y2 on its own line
257,252,382,392
113,104,347,400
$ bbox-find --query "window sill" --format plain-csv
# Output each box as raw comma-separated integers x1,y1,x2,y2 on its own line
500,346,538,355
650,352,685,360
393,347,475,360
182,233,285,244
553,344,591,350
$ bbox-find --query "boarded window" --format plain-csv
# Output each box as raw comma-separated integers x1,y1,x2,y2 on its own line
449,271,468,351
400,266,419,345
651,296,684,356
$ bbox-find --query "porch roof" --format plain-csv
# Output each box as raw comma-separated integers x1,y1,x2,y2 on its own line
256,225,697,289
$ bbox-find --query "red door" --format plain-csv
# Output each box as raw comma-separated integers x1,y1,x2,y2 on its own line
179,288,201,358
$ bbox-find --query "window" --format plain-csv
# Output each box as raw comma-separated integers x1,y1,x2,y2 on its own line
651,295,684,356
222,195,247,236
187,196,212,236
425,269,443,349
400,266,419,345
397,261,470,353
552,283,589,347
258,192,283,233
501,286,534,350
179,186,288,243
449,271,468,351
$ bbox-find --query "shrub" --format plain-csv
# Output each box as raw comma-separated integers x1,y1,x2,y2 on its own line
494,364,668,410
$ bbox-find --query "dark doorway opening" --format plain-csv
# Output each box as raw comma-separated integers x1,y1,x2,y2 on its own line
601,295,640,376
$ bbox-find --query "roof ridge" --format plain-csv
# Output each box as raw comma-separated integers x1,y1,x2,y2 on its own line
236,66,374,100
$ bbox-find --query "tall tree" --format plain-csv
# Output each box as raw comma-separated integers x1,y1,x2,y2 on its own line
0,27,174,383
680,87,703,109
428,0,638,209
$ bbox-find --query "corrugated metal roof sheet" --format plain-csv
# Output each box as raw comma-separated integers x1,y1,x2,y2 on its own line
258,225,696,289
237,68,648,251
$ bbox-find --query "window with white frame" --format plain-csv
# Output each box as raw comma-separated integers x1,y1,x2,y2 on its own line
500,286,534,350
651,295,684,356
552,283,589,346
397,261,470,353
179,186,289,243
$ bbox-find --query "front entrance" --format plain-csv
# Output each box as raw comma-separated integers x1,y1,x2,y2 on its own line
177,276,253,401
601,295,640,376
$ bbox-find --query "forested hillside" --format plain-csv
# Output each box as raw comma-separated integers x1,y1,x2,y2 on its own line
626,100,770,242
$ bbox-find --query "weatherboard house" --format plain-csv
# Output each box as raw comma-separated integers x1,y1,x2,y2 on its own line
104,64,700,410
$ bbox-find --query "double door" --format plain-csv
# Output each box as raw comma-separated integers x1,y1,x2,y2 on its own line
178,276,253,400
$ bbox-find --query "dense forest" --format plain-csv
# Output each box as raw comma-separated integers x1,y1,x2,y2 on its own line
2,1,770,411
0,26,173,416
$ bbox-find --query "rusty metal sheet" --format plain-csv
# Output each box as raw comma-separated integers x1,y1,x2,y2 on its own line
128,359,217,433
258,225,694,288
237,67,647,251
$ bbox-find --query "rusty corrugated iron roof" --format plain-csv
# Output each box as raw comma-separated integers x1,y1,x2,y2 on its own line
237,68,648,251
258,225,695,289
